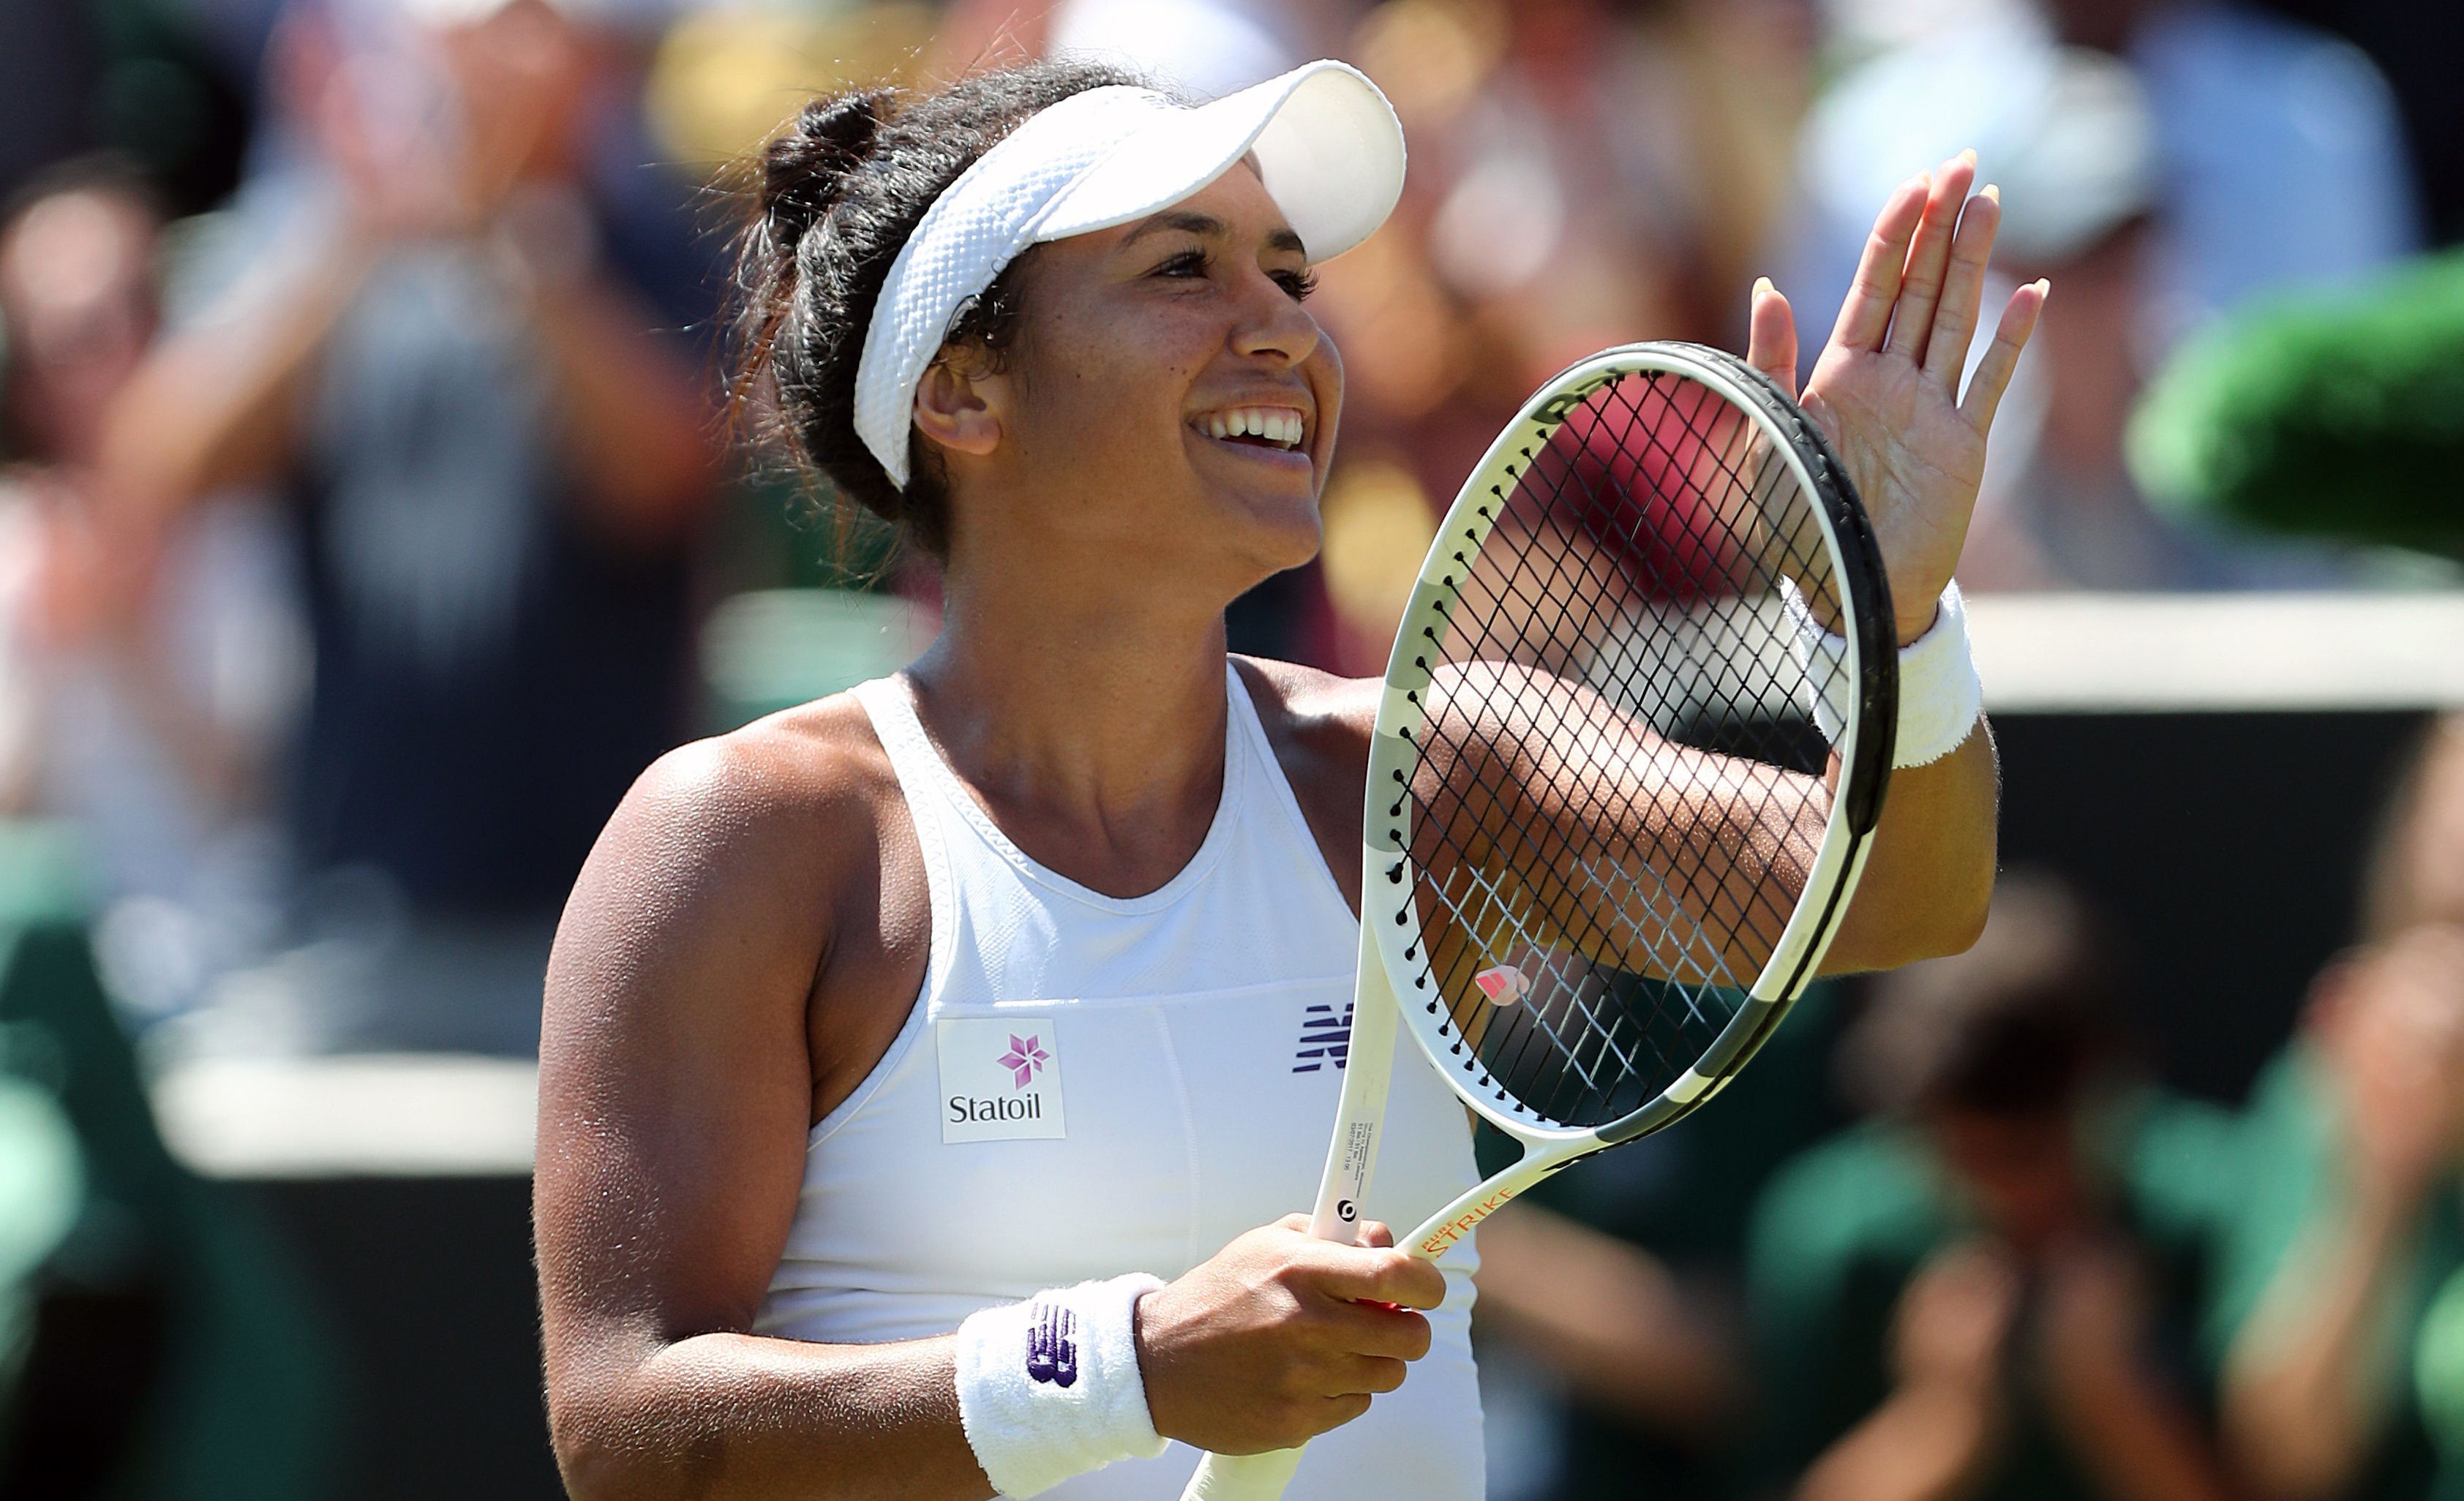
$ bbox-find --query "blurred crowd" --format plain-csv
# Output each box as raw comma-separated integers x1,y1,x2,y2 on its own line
1,0,2462,1495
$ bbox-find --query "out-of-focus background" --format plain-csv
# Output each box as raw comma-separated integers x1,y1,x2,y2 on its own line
1,0,2462,1496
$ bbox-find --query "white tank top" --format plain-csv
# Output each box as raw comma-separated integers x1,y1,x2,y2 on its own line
756,665,1484,1500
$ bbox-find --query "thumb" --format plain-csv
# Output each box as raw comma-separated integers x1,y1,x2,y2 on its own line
1747,277,1800,402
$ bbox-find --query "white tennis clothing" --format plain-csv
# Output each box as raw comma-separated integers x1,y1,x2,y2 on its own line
756,665,1485,1500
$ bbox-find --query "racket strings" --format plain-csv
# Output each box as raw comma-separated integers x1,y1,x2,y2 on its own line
1400,369,1857,1129
1536,428,1808,966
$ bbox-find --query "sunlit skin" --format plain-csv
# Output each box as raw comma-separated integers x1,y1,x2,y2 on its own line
533,147,2038,1501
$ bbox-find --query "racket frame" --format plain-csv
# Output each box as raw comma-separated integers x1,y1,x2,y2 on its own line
1184,342,1897,1501
1338,341,1896,1253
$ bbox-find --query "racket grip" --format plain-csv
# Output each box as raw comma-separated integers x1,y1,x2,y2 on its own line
1181,1446,1307,1501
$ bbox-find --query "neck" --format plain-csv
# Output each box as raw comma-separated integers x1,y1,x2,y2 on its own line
906,547,1242,879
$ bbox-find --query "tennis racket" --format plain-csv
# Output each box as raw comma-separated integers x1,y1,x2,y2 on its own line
1182,341,1897,1500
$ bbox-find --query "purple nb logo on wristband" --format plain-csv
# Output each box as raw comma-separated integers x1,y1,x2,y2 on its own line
1025,1302,1080,1388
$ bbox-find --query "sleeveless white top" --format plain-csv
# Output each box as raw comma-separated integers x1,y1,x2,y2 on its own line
756,665,1484,1500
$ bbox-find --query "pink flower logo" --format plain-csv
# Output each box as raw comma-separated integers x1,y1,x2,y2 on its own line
997,1034,1050,1090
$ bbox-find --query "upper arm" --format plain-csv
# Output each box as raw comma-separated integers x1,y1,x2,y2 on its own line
535,729,865,1407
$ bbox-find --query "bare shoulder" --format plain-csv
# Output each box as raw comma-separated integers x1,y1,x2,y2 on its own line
568,693,895,936
544,687,915,1056
1232,656,1377,780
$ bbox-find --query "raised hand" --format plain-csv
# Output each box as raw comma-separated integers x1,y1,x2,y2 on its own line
1747,151,2048,644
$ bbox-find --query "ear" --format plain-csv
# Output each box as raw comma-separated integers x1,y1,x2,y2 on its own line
912,354,1004,462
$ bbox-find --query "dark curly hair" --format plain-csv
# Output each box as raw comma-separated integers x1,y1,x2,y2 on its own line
731,59,1146,560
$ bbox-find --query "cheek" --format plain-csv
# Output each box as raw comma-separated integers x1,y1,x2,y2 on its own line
1018,307,1211,454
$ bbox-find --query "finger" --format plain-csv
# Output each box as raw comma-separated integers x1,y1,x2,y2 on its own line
1313,1246,1446,1310
1746,276,1800,401
1923,185,2001,388
1958,279,2050,434
1885,150,1979,364
1337,1354,1411,1396
1312,1393,1373,1435
1328,1300,1436,1361
1354,1220,1396,1250
1831,173,1931,351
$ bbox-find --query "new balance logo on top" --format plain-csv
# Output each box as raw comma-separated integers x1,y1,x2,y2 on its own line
1293,1000,1352,1072
1025,1302,1079,1388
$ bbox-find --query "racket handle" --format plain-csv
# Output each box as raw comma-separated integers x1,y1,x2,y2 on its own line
1181,1445,1306,1501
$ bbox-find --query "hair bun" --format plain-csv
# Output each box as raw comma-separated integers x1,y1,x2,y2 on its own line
762,89,891,249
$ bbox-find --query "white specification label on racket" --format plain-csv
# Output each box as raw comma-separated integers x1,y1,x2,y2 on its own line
937,1017,1067,1143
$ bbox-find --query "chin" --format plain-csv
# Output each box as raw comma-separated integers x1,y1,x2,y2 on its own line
1215,485,1323,579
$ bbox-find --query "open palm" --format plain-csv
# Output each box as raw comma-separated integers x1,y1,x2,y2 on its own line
1749,152,2047,644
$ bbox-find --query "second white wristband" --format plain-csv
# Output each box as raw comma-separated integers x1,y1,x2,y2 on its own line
1784,580,1983,769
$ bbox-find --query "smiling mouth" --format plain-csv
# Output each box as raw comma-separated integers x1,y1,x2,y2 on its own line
1195,405,1309,453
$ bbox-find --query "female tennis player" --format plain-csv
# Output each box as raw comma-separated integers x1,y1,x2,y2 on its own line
535,58,2040,1501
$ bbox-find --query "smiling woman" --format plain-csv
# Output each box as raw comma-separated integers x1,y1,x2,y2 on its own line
534,51,2032,1501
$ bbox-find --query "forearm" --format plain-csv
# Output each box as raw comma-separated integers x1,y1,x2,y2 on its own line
1819,720,1996,974
1797,1382,2001,1501
102,230,373,516
553,1331,991,1501
2054,1363,2237,1501
2223,1188,2419,1499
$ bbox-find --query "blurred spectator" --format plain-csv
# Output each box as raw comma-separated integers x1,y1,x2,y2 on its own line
1783,0,2416,590
0,162,304,1028
102,0,721,1056
1750,874,2242,1501
2216,716,2464,1500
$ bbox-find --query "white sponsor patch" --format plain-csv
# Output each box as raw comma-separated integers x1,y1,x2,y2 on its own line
936,1017,1067,1143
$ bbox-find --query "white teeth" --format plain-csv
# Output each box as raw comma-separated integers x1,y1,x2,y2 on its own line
1201,407,1305,449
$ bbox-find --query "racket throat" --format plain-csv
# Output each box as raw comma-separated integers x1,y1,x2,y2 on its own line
1305,922,1405,1243
1402,1143,1585,1259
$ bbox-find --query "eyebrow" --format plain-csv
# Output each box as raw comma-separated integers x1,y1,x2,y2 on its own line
1123,210,1309,259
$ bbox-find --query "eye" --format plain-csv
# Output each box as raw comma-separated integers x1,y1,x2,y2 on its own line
1154,248,1208,279
1274,266,1320,302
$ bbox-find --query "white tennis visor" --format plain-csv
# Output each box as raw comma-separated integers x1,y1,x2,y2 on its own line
852,60,1405,489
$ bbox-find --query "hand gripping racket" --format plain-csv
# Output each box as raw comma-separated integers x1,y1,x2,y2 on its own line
1182,342,1898,1500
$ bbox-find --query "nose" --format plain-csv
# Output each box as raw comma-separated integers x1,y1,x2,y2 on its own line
1229,268,1322,369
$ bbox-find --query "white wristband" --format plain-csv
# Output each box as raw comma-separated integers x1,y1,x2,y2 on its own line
953,1274,1170,1497
1784,580,1983,768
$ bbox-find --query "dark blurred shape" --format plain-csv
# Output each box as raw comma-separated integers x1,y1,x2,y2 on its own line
1836,879,2127,1122
0,832,332,1498
2130,249,2464,562
0,0,251,218
2258,0,2464,245
0,0,99,212
2215,718,2464,1501
1751,872,2243,1501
